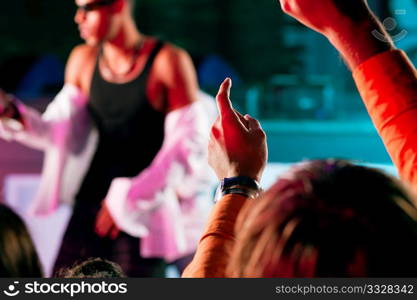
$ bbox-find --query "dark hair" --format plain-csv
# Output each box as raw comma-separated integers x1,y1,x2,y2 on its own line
58,258,125,278
228,160,417,277
0,204,43,277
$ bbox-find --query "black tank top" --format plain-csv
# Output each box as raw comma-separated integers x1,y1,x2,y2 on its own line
76,41,165,203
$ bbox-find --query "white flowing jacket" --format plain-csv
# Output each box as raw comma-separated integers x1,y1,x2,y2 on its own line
0,84,217,262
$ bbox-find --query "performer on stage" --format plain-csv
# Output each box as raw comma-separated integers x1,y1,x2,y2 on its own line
0,0,216,277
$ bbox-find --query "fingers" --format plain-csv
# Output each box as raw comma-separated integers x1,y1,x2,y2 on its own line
95,215,120,239
216,78,234,119
210,123,221,140
235,110,250,129
95,216,108,237
110,227,120,240
95,209,103,234
216,78,250,131
279,0,293,14
0,90,10,107
244,114,263,131
95,206,112,237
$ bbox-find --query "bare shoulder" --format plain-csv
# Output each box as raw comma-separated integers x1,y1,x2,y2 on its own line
155,43,191,68
152,42,196,81
65,44,99,88
151,41,198,110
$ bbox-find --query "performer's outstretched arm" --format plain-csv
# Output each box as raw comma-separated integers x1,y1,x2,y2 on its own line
0,85,88,151
0,45,92,151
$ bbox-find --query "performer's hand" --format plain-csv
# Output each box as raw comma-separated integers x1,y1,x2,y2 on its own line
277,0,393,69
0,89,11,117
208,78,267,182
95,203,120,240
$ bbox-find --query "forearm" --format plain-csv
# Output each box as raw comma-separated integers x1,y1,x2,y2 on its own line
0,99,23,122
1,84,87,151
323,4,417,188
352,50,417,190
0,99,49,150
182,194,248,278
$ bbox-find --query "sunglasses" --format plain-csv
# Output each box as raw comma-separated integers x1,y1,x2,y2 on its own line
77,0,118,12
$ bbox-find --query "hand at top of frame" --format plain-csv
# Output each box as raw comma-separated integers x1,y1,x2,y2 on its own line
208,78,268,182
278,0,370,36
278,0,394,69
0,90,22,121
95,203,120,240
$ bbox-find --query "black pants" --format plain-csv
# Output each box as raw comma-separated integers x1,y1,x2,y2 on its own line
53,201,166,277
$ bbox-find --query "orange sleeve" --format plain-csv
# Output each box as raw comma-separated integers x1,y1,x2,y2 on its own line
181,194,248,278
353,50,417,193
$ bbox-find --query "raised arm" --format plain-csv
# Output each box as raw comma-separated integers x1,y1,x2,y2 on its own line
0,90,22,122
279,0,417,193
182,79,268,277
278,0,393,69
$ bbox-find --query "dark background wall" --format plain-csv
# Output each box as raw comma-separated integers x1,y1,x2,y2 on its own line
0,0,301,86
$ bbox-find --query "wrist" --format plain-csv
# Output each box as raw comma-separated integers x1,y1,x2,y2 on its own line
0,98,21,121
326,17,394,69
0,101,12,117
227,167,263,183
0,100,9,116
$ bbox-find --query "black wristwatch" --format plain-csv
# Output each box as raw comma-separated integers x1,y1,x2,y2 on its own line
215,176,261,202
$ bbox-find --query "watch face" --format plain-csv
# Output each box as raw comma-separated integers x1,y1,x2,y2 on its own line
220,178,226,190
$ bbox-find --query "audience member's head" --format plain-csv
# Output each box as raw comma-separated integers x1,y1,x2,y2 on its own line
0,204,43,277
228,160,417,277
58,258,125,278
